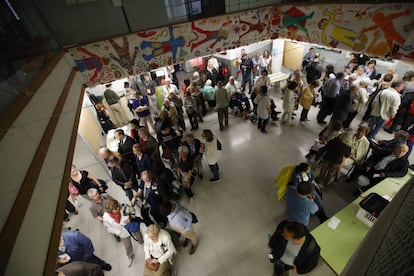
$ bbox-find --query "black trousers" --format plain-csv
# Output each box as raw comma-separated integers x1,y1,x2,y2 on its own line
317,97,336,122
258,117,268,131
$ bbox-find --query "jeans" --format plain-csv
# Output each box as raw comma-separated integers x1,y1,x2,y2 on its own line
241,73,252,93
273,259,292,276
368,115,385,139
209,163,219,180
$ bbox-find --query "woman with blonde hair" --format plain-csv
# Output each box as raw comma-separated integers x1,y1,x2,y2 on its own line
143,224,176,276
103,198,143,267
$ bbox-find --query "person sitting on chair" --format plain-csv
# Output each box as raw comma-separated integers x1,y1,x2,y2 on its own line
370,129,409,160
348,144,409,196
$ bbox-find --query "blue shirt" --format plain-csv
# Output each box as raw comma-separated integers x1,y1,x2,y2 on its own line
285,186,318,226
167,202,192,231
132,96,151,118
59,230,94,261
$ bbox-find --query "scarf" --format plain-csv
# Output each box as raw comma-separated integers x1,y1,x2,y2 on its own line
109,210,121,224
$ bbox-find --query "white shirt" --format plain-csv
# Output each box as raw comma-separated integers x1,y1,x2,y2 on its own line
225,81,242,97
143,229,176,264
103,212,131,239
254,94,271,119
163,84,179,98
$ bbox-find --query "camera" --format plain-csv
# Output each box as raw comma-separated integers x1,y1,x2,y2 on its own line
121,204,136,217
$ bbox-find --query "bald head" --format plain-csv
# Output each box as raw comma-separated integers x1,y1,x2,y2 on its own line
393,144,409,158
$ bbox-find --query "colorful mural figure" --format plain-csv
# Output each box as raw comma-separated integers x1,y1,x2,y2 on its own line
140,26,185,64
73,46,108,84
189,21,229,52
365,30,389,57
361,9,412,55
108,36,139,75
318,9,367,51
67,4,414,86
279,7,314,39
238,14,266,40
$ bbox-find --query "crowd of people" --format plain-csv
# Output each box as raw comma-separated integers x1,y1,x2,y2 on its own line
269,52,413,275
62,47,414,276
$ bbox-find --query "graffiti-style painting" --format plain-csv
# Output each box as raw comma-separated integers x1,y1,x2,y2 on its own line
68,4,414,86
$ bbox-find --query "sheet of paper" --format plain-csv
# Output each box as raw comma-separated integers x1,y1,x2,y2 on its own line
328,216,340,230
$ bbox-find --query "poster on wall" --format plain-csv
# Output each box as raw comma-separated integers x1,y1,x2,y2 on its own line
67,3,414,86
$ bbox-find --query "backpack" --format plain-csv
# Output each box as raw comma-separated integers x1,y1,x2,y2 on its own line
274,165,297,200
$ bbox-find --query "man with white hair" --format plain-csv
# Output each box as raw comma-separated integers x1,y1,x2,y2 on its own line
163,77,179,98
349,144,409,196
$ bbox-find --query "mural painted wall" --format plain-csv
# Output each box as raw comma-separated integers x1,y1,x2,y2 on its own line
67,3,414,86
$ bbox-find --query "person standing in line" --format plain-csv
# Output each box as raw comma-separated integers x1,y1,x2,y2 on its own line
259,49,272,74
299,80,319,123
301,47,315,71
115,128,137,172
108,156,139,201
240,50,254,94
177,146,195,199
160,201,198,255
183,133,203,179
367,80,404,140
103,83,128,126
317,72,345,124
305,56,323,85
214,80,230,131
254,69,271,91
254,86,271,133
103,198,143,267
142,74,159,114
143,224,176,276
132,91,155,133
184,91,199,131
281,81,298,126
163,78,179,98
200,129,220,182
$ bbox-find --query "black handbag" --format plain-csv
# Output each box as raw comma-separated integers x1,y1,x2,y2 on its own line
190,212,198,223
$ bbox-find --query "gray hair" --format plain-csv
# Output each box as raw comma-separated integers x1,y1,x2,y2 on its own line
178,145,189,155
87,188,99,198
339,131,354,147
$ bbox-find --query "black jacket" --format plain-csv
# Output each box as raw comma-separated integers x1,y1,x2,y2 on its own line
118,135,136,165
269,220,320,274
365,154,409,178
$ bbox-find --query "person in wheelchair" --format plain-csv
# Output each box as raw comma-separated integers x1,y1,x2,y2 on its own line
226,76,251,115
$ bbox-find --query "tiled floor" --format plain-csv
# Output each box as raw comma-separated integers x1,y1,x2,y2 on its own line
64,73,404,276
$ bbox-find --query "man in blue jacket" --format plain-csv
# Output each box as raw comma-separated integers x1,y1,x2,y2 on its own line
58,230,112,271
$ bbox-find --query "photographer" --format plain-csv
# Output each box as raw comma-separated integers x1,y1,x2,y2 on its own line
268,221,320,276
103,198,144,267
